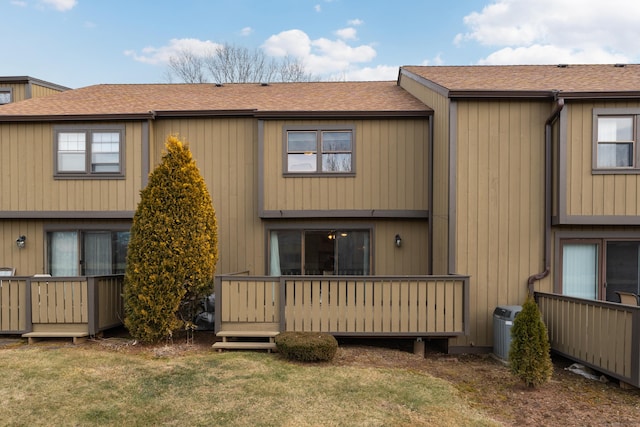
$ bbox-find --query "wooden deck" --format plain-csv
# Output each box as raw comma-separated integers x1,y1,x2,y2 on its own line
0,275,124,342
214,275,470,348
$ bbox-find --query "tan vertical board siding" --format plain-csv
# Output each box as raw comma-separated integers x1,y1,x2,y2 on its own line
151,118,261,275
30,83,65,99
565,101,640,218
1,84,26,102
0,121,143,212
398,76,450,275
261,119,428,212
453,100,548,348
0,220,45,275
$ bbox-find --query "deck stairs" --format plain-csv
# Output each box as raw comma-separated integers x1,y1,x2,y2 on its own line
212,330,280,352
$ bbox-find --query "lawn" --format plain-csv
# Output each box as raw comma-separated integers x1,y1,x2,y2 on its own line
0,340,497,426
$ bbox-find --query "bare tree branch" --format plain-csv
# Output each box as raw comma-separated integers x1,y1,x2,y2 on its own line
166,43,316,84
167,49,209,83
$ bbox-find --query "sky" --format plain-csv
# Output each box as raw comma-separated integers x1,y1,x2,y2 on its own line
3,0,640,88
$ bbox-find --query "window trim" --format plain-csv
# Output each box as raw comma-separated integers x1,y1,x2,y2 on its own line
592,108,640,174
282,125,355,176
0,87,12,105
53,124,125,179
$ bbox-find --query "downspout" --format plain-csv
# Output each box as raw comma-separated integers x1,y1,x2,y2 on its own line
527,96,564,295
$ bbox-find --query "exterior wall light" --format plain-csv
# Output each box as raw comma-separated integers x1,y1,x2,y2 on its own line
395,234,402,248
16,235,26,249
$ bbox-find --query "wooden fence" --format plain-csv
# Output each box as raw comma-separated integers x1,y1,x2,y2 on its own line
0,275,124,339
215,275,469,337
535,292,640,388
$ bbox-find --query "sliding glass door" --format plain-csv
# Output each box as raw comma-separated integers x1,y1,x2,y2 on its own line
560,239,640,302
269,229,371,276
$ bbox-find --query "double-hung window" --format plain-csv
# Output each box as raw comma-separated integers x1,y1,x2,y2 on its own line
593,109,640,171
285,126,354,175
54,125,124,178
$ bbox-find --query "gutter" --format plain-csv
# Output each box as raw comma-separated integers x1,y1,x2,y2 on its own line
527,96,565,294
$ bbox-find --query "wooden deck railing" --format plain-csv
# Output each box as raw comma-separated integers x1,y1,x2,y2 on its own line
215,275,469,337
535,292,640,388
0,275,124,337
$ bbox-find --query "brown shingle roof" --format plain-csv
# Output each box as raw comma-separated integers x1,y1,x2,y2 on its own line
402,64,640,96
0,81,430,119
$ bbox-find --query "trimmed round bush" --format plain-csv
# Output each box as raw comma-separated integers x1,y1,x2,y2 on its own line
275,331,338,362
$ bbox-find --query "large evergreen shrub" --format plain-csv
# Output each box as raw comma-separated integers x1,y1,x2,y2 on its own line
508,295,553,387
124,135,218,343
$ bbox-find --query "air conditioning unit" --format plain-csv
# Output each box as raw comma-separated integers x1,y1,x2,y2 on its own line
493,305,522,361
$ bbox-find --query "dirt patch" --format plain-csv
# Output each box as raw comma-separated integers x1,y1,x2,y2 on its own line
85,330,640,426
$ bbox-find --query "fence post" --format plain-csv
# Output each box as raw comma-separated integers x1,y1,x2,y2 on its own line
87,277,97,336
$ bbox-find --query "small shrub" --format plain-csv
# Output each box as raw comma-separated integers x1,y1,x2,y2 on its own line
509,295,553,387
275,331,338,362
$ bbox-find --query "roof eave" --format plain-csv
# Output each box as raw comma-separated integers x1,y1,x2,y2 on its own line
558,91,640,100
447,90,556,99
0,113,154,122
254,110,432,119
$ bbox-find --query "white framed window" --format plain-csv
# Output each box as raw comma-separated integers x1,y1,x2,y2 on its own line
596,116,634,168
54,125,124,178
285,126,354,175
593,109,640,172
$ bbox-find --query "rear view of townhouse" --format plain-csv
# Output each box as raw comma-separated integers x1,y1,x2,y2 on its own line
2,65,640,385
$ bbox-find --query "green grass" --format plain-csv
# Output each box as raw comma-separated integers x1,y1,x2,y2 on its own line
0,343,498,426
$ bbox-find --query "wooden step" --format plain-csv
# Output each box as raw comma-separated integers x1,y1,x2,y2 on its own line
212,341,277,352
22,332,89,345
216,331,279,338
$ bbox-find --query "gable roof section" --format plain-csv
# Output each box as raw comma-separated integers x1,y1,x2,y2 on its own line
401,64,640,99
0,81,431,121
0,76,70,92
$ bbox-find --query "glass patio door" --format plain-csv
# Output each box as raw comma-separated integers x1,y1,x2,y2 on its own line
562,242,599,299
605,241,640,302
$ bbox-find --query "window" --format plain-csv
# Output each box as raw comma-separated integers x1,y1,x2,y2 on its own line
593,109,640,172
54,126,124,177
47,229,130,276
285,127,354,174
269,229,370,275
0,89,11,105
560,238,640,302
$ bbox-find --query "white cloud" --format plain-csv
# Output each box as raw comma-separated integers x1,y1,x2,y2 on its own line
421,54,444,66
314,4,321,12
478,45,630,65
348,19,363,26
335,27,357,40
337,65,398,81
10,1,28,7
40,0,77,11
456,0,640,64
125,38,222,65
240,27,253,36
263,29,377,77
262,29,312,58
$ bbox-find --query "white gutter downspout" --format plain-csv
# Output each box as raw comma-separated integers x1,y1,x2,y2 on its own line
527,96,565,295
